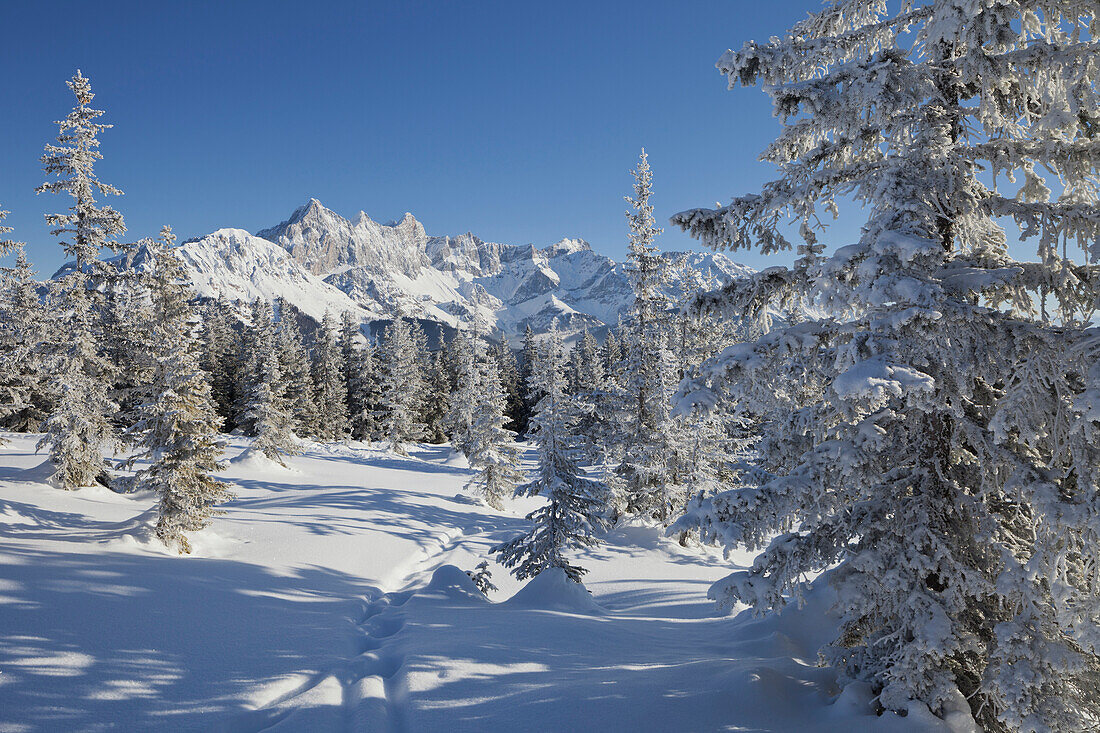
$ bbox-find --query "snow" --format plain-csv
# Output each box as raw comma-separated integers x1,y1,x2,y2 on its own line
0,432,950,731
500,566,604,613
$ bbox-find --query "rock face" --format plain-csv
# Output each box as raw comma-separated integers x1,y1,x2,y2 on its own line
257,199,430,279
248,199,753,340
62,198,754,340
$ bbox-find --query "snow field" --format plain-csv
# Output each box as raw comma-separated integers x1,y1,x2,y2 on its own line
0,433,951,732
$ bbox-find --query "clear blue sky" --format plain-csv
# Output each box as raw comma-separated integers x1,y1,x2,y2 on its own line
0,0,849,277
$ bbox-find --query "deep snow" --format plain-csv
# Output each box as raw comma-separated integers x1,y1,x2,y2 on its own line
0,433,953,732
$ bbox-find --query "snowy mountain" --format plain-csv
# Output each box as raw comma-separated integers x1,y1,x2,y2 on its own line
253,199,752,339
61,228,375,325
61,199,753,339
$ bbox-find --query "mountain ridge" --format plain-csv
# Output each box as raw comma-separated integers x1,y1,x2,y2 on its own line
57,199,753,340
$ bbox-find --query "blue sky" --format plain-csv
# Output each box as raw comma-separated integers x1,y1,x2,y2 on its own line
0,0,849,276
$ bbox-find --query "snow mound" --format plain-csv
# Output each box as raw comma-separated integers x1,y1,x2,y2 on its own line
441,449,470,469
502,568,604,614
17,459,58,486
229,447,295,472
422,564,489,602
15,460,118,494
101,507,163,551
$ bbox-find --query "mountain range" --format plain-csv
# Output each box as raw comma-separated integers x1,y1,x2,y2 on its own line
71,199,754,341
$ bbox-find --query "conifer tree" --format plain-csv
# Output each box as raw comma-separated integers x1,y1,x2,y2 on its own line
421,349,450,444
106,254,159,432
125,226,232,553
444,328,479,456
672,4,1100,729
0,246,49,433
494,324,604,582
603,327,624,383
378,313,426,454
200,297,240,427
0,211,39,441
617,150,679,520
274,301,319,438
338,311,362,421
36,71,127,489
244,355,298,465
312,311,349,441
465,354,525,509
235,299,277,435
346,333,382,442
410,319,436,436
492,336,524,433
517,324,539,436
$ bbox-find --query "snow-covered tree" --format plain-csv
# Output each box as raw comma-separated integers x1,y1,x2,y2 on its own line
200,297,240,427
492,335,524,433
338,311,363,425
378,313,426,454
465,354,525,510
570,330,603,397
603,326,624,383
312,311,349,441
517,324,539,436
421,348,450,444
0,246,49,433
244,355,297,465
494,324,604,582
233,299,276,434
410,319,436,438
346,333,381,442
444,328,479,456
36,71,128,489
124,226,232,553
106,282,158,431
567,329,609,463
466,560,497,595
671,4,1100,729
274,301,319,438
0,211,43,440
617,150,679,521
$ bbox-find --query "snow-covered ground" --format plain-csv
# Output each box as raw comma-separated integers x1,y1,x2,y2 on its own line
0,434,949,732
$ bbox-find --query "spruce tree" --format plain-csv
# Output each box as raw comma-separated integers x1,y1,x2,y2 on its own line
410,319,435,435
465,354,525,510
200,297,240,428
338,311,362,424
124,226,232,553
36,71,127,489
603,326,624,383
0,247,49,433
421,348,450,444
444,328,479,456
672,4,1100,728
311,311,349,441
274,302,319,438
378,313,426,454
518,324,539,436
493,324,604,582
617,150,679,520
235,299,277,435
492,336,524,433
346,333,382,442
0,212,38,441
244,355,297,465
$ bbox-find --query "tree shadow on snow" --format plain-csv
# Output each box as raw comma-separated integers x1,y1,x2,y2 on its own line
0,546,379,732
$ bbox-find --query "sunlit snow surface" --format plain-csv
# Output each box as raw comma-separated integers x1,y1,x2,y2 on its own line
0,433,948,731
